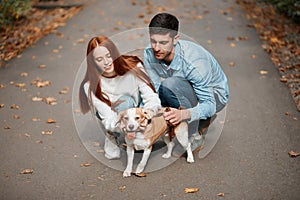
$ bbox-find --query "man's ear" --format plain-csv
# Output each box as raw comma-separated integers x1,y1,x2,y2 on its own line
173,34,180,45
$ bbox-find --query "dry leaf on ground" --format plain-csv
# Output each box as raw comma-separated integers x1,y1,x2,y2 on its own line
32,97,43,102
10,104,20,109
13,115,20,119
15,83,26,88
184,187,199,193
42,131,53,135
119,185,126,191
32,117,40,122
260,70,268,75
217,193,225,197
20,72,28,77
43,97,57,105
59,87,69,94
20,169,33,174
288,150,300,157
135,172,147,177
80,163,92,167
47,118,56,123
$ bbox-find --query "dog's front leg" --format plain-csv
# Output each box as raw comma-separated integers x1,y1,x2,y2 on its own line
123,145,134,177
135,148,151,174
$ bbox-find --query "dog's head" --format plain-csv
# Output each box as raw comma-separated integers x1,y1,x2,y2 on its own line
118,108,151,140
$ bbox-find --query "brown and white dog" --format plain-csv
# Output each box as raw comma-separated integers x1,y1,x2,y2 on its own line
118,107,194,177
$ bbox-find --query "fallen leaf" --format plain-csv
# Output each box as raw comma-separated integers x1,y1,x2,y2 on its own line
38,64,46,69
260,70,268,75
20,169,33,174
0,104,4,108
0,84,5,89
31,77,51,87
288,150,300,157
76,38,85,43
280,77,288,83
59,87,69,94
80,163,92,167
96,149,104,153
47,118,56,123
15,83,26,88
251,54,257,59
285,112,290,116
32,117,40,122
24,133,30,137
32,97,43,102
37,81,51,88
138,13,145,18
13,115,20,119
20,72,28,77
184,187,199,193
217,193,225,197
52,49,59,53
10,104,20,109
119,185,126,191
3,126,11,129
194,15,203,20
74,109,81,113
135,172,147,177
229,62,235,67
42,131,53,135
229,42,236,47
43,97,57,105
93,142,100,147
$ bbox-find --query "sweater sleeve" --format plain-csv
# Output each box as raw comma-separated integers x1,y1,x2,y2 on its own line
83,82,118,131
136,63,161,113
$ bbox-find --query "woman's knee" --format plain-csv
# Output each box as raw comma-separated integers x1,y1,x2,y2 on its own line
114,95,135,113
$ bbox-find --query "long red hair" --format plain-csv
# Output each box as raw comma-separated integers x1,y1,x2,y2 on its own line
79,35,156,114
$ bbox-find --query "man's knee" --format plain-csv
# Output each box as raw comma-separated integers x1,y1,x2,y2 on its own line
160,77,185,90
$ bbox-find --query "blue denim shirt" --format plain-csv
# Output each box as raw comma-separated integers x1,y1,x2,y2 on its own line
144,39,229,121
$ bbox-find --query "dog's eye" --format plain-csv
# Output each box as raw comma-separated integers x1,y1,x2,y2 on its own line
135,116,140,120
124,117,129,121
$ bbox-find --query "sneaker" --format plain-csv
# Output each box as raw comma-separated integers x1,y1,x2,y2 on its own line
191,134,205,154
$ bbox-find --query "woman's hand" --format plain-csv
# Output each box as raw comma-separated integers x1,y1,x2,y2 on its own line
163,108,191,126
102,112,118,131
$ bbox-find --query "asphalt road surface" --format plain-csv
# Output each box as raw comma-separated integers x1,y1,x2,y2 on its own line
1,0,299,199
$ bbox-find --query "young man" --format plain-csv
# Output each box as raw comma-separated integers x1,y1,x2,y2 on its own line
143,13,229,152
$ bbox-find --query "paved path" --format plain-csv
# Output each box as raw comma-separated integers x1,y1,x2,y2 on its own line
1,0,299,199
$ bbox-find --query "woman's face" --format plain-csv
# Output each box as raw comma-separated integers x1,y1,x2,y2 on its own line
92,46,115,77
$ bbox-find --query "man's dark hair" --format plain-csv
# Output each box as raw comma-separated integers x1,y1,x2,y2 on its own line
149,13,179,37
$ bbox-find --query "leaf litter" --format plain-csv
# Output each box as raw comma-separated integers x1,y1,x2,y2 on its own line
237,0,300,111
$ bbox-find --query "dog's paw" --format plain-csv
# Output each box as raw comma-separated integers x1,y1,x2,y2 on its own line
187,156,194,163
162,153,171,159
123,170,132,177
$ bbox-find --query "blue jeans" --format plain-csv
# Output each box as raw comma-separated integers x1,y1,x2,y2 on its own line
158,76,207,136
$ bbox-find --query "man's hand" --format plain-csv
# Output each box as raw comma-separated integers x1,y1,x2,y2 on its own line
163,108,191,125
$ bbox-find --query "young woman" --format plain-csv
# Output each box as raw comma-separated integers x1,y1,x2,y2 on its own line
79,35,161,159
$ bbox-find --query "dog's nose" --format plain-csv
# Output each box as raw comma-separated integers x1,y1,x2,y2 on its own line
128,124,134,130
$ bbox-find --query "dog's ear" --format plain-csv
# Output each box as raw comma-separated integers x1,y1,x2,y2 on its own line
116,110,125,126
141,108,153,125
142,108,154,119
